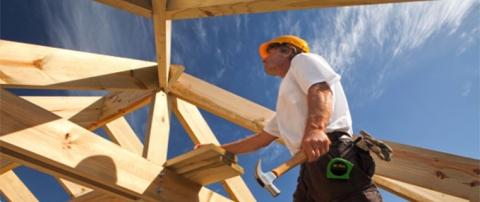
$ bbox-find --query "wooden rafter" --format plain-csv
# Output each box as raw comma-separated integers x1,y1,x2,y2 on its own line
104,117,144,156
152,0,171,89
0,40,159,91
0,170,39,202
95,0,426,20
373,175,468,202
143,91,172,164
0,157,20,174
0,89,229,201
172,97,255,201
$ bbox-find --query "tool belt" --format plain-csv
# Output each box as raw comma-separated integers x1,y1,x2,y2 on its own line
294,131,383,201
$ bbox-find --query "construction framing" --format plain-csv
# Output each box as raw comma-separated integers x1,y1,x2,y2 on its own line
1,0,479,201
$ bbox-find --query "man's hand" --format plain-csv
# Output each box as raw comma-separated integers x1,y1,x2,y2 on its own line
302,129,330,162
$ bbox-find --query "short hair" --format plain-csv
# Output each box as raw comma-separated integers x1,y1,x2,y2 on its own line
267,43,305,60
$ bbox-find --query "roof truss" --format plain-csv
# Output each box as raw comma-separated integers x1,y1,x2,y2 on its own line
1,0,478,201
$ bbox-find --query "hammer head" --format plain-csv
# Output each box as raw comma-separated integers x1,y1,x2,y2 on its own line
254,158,281,197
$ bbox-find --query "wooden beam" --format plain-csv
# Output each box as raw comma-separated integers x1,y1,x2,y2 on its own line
0,40,159,91
22,92,152,131
170,73,275,133
164,144,243,186
0,170,39,202
373,175,468,202
58,179,94,198
172,97,256,201
95,0,152,18
152,0,171,89
103,117,143,156
22,96,104,128
143,91,172,165
164,64,185,94
0,157,20,174
96,0,425,20
0,89,230,202
373,140,480,201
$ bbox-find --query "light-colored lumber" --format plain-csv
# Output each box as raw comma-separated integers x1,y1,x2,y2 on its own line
104,117,143,156
95,0,152,18
0,157,20,174
170,73,275,133
152,0,171,89
69,191,126,202
96,0,425,20
22,92,152,130
164,144,243,186
164,64,185,93
85,91,153,130
0,40,158,91
0,89,231,202
373,175,469,202
22,96,103,128
373,140,480,201
172,98,255,201
0,170,39,202
143,91,172,165
58,179,94,198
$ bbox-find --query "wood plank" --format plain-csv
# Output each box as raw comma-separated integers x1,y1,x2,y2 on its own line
103,117,143,156
22,96,103,128
164,64,185,94
22,92,152,131
165,144,243,186
170,73,275,133
0,157,20,174
373,140,480,201
172,98,255,202
85,91,153,130
96,0,425,20
57,179,94,198
0,89,229,202
0,40,159,91
0,170,39,202
166,0,424,20
152,0,171,89
373,175,469,202
95,0,152,18
69,191,126,202
143,91,172,165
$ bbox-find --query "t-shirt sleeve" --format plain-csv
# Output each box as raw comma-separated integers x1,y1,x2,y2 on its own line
263,114,281,138
291,54,341,94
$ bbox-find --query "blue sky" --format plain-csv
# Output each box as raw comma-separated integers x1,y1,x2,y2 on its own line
1,0,479,201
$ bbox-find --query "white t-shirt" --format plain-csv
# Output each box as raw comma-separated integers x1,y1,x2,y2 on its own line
263,53,353,155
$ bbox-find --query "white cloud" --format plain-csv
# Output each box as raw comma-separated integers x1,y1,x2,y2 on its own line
304,0,478,99
462,81,472,97
458,27,479,55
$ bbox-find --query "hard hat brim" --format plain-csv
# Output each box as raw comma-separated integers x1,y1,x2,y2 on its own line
259,42,269,59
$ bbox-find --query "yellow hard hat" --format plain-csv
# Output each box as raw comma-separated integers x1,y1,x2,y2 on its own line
259,35,310,59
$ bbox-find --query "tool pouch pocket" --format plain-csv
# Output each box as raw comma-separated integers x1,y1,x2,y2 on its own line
335,139,376,179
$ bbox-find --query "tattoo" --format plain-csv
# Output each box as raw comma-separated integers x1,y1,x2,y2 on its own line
305,82,332,131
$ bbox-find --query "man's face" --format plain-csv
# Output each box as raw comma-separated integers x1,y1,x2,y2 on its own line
261,47,290,77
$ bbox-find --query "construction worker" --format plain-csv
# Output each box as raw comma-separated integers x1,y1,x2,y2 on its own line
195,35,384,201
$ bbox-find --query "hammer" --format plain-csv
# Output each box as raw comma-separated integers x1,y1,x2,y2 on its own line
254,151,308,197
255,138,333,197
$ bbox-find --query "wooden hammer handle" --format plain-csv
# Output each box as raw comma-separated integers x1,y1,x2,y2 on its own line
271,151,307,178
271,140,332,178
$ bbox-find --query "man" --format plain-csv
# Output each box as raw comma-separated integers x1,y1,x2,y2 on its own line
195,35,383,201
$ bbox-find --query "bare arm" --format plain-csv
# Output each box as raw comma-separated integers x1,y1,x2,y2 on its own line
302,82,333,162
194,130,278,155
